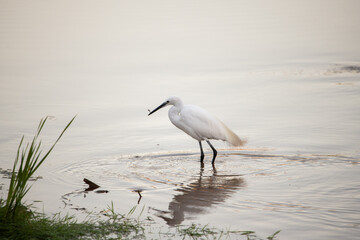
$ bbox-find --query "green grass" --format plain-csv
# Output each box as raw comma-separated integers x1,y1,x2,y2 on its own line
2,116,75,221
1,202,281,240
0,205,146,240
177,223,217,238
0,116,281,240
174,224,281,240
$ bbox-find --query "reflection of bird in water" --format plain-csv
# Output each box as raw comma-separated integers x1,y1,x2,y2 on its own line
153,167,246,226
148,97,246,165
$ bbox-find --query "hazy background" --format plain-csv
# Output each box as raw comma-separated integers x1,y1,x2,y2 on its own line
0,1,360,238
1,0,359,166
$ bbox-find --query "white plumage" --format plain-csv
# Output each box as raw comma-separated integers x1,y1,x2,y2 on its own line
148,96,246,165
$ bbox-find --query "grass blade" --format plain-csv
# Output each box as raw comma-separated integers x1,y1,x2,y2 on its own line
2,116,76,220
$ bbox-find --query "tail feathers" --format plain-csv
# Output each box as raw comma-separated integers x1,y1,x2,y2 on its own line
221,122,247,147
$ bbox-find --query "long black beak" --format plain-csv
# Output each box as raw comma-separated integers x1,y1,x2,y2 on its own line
148,101,168,116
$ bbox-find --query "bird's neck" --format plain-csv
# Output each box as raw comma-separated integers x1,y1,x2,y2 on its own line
168,105,182,122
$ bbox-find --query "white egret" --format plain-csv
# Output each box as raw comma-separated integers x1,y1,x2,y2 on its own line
148,97,246,165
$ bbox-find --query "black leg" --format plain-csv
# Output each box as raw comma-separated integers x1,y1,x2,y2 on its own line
206,140,217,165
199,141,204,163
212,164,217,174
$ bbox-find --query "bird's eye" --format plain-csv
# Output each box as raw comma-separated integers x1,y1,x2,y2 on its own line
166,101,170,104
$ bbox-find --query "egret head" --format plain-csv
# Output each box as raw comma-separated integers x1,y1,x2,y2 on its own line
148,97,183,116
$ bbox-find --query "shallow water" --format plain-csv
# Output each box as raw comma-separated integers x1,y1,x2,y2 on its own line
1,1,360,239
23,151,359,239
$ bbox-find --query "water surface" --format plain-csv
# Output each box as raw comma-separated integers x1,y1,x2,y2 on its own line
0,1,360,239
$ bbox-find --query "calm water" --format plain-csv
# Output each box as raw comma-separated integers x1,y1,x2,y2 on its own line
1,1,360,239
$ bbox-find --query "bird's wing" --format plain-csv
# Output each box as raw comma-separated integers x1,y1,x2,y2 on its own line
180,105,246,146
180,105,228,141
